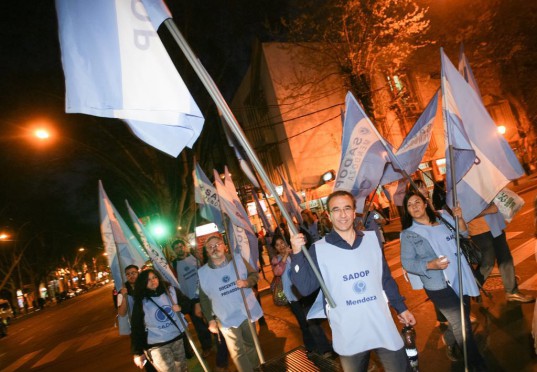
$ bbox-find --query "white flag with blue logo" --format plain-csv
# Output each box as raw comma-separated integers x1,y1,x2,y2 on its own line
56,0,204,157
441,49,524,221
334,92,389,213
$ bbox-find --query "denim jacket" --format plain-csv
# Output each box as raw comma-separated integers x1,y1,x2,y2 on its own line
400,229,448,291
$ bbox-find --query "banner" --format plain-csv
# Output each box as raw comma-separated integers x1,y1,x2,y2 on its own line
56,0,204,157
334,92,388,213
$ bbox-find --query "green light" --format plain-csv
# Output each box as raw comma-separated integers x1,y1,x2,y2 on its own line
150,221,169,240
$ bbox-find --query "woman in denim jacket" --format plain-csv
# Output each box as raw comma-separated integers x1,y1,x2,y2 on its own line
400,191,486,370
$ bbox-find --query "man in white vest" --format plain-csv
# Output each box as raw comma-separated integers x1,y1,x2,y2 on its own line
198,234,263,372
290,190,416,372
171,239,213,357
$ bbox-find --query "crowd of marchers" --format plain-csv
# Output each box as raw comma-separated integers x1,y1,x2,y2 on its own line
115,181,534,372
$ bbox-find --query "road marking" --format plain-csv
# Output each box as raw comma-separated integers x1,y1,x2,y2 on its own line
19,335,34,345
31,341,71,368
2,350,41,372
518,207,535,217
519,273,537,290
77,331,107,351
513,237,536,264
505,231,523,240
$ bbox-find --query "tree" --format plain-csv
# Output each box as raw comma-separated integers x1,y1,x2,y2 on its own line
282,0,431,116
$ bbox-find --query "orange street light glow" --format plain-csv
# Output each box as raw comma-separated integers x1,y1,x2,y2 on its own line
0,233,10,240
35,129,51,140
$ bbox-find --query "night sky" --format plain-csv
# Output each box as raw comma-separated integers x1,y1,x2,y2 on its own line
1,0,536,262
0,1,288,255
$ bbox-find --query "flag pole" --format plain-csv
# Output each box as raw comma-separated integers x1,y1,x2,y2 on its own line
163,19,336,308
440,48,469,371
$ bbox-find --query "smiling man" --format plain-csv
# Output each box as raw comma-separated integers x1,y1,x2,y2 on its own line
290,190,416,372
198,234,263,372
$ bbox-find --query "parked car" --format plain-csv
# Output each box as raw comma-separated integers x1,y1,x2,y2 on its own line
66,290,76,298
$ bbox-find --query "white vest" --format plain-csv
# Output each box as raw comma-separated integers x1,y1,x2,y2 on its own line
175,255,200,299
311,231,403,355
198,258,263,328
143,289,185,345
408,220,479,297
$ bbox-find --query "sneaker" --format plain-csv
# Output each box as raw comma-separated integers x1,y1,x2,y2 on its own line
506,291,535,303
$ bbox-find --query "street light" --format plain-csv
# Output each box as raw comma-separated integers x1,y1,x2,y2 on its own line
497,125,506,135
34,128,51,140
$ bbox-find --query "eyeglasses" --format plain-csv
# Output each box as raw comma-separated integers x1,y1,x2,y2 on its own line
330,206,354,215
207,242,224,250
126,271,138,277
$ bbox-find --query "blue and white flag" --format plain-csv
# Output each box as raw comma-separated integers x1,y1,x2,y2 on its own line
252,192,274,235
56,0,204,157
126,201,180,289
334,92,389,213
226,220,259,270
217,168,258,268
214,170,254,234
381,90,439,185
441,49,524,221
458,45,482,99
98,182,147,292
224,167,256,232
278,170,304,225
221,116,260,188
193,162,224,231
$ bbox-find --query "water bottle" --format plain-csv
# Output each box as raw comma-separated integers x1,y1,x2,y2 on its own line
402,325,419,371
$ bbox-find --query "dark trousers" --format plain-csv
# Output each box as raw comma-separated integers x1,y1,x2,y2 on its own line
472,231,517,293
425,286,485,368
289,300,331,354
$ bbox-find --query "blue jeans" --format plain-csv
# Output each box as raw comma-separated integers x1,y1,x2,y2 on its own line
289,300,332,354
472,231,517,293
425,286,485,368
339,347,410,372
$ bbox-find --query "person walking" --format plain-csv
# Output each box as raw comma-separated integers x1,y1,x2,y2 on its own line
130,269,192,372
468,204,534,303
171,239,214,358
198,235,263,372
271,235,332,358
400,191,486,370
290,190,416,372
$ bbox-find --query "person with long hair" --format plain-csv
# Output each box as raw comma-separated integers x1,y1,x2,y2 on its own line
271,235,332,358
400,191,486,369
130,268,192,371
